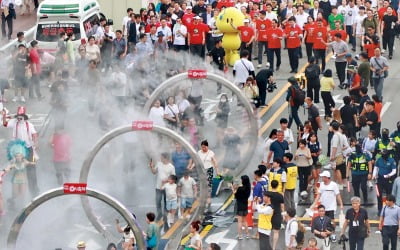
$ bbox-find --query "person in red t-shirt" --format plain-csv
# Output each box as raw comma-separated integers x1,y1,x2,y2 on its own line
255,10,272,68
361,26,380,59
238,19,255,61
145,16,161,33
313,18,328,72
266,19,283,71
329,20,347,42
284,17,303,73
377,0,397,21
188,16,208,58
182,6,196,27
304,16,317,61
347,67,361,102
50,125,72,185
29,40,43,100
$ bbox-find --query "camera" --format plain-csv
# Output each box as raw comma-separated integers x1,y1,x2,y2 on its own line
338,234,348,244
267,81,277,92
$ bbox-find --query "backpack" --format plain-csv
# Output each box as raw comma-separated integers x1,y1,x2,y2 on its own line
289,220,305,246
305,65,319,79
291,86,305,106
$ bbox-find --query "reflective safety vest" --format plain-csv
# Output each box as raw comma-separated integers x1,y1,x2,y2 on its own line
269,168,285,194
351,154,368,172
394,133,400,143
286,165,298,190
376,139,394,159
258,204,273,231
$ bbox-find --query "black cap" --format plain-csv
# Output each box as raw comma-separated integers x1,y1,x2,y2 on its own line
288,76,297,84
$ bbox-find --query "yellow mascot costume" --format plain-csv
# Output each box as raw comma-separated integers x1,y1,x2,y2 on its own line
216,7,245,66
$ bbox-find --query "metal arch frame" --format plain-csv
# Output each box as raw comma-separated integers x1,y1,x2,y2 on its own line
78,124,208,248
7,187,145,250
144,72,259,177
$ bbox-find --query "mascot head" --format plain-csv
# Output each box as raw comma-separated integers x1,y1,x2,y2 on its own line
216,7,245,33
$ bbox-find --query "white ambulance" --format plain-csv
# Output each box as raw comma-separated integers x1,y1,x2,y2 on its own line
34,0,111,50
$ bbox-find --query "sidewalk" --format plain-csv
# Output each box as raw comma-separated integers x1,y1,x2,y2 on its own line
0,8,37,45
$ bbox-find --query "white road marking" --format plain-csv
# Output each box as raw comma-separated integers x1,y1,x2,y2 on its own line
205,229,237,250
380,102,391,118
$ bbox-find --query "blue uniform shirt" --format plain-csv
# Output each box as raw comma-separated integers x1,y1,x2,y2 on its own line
375,157,397,176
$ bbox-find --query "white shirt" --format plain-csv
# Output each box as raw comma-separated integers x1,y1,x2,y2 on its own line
283,128,294,151
354,14,366,34
164,104,179,119
7,119,37,147
1,0,15,8
345,5,359,25
85,44,100,61
233,58,254,84
256,204,273,235
173,24,187,45
163,182,178,200
122,16,130,36
177,98,190,113
318,181,340,211
285,218,298,248
329,0,338,6
156,26,172,40
338,5,347,18
155,162,175,189
179,176,196,198
265,12,278,21
198,149,215,169
263,138,276,163
149,106,165,127
295,12,309,29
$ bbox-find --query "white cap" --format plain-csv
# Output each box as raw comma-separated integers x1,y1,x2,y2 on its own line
194,16,201,20
319,170,331,178
186,6,192,9
244,19,250,23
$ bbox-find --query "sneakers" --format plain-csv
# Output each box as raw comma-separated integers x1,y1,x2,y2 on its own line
368,180,373,190
331,234,337,243
257,64,262,68
381,49,386,53
236,235,244,240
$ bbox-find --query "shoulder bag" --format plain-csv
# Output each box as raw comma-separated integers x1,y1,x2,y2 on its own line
373,57,388,78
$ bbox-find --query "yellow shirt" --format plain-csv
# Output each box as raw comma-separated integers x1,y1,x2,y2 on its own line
320,76,335,92
256,204,273,233
286,164,298,190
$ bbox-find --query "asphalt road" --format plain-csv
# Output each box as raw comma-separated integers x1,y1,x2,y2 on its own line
0,37,400,250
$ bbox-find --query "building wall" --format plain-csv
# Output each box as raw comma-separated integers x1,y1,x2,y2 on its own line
97,0,144,30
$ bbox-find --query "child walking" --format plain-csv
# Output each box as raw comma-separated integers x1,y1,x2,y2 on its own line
163,175,178,227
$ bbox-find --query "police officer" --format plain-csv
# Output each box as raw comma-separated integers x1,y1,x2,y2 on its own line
347,143,373,203
374,128,395,160
373,149,397,215
389,121,400,169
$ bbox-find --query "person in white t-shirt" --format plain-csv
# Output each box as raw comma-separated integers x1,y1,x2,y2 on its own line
172,17,187,51
162,174,178,226
149,99,165,127
164,96,180,130
354,6,367,51
312,170,344,242
233,50,255,88
122,8,134,37
149,153,176,220
3,106,39,197
178,171,197,217
284,208,299,249
280,118,294,151
195,140,219,210
262,129,278,165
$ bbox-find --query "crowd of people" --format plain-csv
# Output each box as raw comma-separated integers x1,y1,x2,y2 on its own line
1,0,400,249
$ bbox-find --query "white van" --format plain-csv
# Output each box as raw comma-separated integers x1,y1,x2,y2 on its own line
34,0,110,50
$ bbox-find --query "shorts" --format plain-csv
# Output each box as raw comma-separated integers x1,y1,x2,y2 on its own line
335,163,347,179
180,197,194,209
325,210,335,220
14,76,28,88
166,199,178,211
271,214,282,230
236,210,248,216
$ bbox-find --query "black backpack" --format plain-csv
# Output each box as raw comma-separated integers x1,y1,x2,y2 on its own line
291,86,305,106
305,65,319,79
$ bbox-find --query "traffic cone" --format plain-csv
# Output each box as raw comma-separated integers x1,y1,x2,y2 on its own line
246,200,254,228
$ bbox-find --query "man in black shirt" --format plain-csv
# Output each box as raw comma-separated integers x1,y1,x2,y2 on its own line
365,101,379,134
305,97,322,135
208,40,226,94
358,87,370,114
340,96,358,138
255,65,274,106
193,0,207,15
